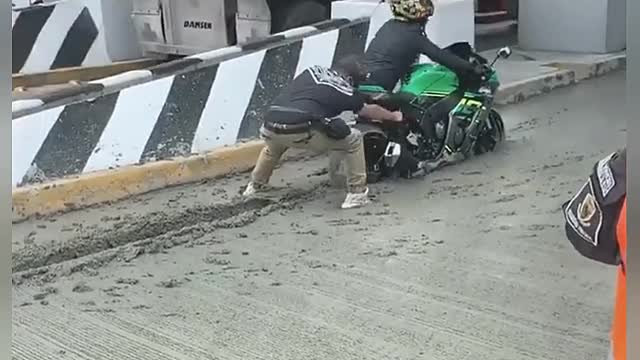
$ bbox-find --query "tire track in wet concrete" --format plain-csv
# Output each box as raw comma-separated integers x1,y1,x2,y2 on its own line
13,183,330,282
13,197,273,272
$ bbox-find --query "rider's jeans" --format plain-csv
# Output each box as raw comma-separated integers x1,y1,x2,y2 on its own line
251,125,368,193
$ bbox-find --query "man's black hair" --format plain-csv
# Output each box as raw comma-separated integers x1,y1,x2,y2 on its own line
332,54,368,85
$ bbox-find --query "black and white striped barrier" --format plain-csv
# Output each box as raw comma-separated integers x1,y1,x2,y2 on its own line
12,0,142,74
12,17,372,187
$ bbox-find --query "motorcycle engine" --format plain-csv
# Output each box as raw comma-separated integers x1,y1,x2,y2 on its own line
434,121,446,139
435,119,465,147
405,132,420,147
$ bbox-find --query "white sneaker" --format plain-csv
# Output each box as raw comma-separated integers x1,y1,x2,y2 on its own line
242,182,262,197
341,187,370,209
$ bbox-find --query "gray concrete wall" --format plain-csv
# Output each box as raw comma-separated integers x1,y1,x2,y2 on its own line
518,0,625,53
606,0,626,52
101,0,144,61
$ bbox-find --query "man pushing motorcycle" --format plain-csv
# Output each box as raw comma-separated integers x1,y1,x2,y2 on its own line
243,56,404,209
361,0,491,173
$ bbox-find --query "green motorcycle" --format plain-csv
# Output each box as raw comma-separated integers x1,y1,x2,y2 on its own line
353,42,512,182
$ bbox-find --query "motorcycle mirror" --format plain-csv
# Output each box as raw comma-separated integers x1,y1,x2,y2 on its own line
497,47,512,59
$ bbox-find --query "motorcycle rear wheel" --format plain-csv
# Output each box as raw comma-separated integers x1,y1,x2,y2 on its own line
332,123,389,184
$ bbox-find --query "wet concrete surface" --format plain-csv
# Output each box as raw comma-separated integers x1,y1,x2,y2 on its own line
12,70,626,360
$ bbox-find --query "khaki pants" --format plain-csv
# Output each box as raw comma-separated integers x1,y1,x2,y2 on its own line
251,125,367,193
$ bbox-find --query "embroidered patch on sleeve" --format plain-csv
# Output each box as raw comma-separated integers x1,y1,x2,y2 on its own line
564,178,603,246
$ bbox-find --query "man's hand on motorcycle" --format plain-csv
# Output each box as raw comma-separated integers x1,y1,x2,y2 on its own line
359,104,404,124
369,110,404,123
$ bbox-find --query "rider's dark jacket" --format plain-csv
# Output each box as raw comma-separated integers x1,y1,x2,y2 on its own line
363,19,476,92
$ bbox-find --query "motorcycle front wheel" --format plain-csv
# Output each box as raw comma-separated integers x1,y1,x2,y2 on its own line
473,109,506,155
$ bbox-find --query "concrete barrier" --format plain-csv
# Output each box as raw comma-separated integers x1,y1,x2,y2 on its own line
12,17,371,190
12,0,142,75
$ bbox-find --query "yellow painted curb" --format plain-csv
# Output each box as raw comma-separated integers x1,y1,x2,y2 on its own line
12,140,265,223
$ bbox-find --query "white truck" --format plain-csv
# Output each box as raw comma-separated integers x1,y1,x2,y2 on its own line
129,0,346,57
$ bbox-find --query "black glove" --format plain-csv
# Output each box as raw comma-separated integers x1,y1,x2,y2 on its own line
472,64,492,79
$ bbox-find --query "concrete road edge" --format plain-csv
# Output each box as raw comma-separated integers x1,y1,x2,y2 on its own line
495,53,626,104
12,140,265,223
12,53,626,222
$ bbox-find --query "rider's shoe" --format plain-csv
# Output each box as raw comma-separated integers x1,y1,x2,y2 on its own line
442,151,465,164
415,160,441,175
419,151,465,174
410,162,429,178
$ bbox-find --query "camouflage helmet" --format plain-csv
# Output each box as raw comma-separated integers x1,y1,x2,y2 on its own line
389,0,434,22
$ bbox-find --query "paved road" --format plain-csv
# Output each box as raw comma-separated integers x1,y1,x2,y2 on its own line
12,70,626,360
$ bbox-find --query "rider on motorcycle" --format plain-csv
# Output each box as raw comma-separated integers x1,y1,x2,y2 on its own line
360,0,489,175
363,0,487,93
